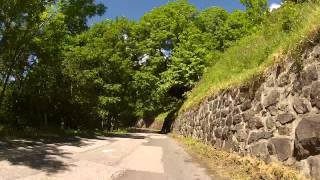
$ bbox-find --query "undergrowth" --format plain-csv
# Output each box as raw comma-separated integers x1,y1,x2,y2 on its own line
181,1,320,112
0,124,129,140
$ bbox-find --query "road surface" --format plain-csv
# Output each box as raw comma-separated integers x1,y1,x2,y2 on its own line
0,132,215,180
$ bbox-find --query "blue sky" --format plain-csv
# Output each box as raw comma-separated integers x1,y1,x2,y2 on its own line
89,0,282,25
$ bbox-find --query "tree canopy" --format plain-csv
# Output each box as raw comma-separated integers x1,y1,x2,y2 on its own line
0,0,303,131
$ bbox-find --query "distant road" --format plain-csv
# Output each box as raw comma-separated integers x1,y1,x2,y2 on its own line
0,132,214,180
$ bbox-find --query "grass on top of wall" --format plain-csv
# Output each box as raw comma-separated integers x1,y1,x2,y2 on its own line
181,1,320,112
155,112,169,122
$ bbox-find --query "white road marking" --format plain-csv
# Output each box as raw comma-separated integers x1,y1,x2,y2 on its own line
150,135,168,139
58,139,112,153
102,149,114,153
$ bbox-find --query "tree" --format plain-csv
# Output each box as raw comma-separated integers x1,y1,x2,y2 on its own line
63,18,137,129
160,25,207,99
240,0,268,24
13,10,70,128
224,10,253,47
195,7,228,51
0,0,106,128
59,0,106,34
0,0,52,111
0,0,275,131
132,0,198,117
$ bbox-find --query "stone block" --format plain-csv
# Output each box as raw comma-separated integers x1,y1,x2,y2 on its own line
311,81,320,109
263,90,280,108
302,87,311,98
293,98,309,114
223,137,237,152
247,116,264,129
250,142,270,162
302,66,318,86
254,103,263,113
278,103,288,112
220,109,229,118
240,101,252,111
232,107,241,115
266,77,275,87
278,73,290,87
278,125,292,136
312,45,320,59
236,129,248,142
248,131,273,144
267,105,278,116
293,78,303,93
277,113,295,125
270,138,292,162
307,155,320,180
214,138,223,149
266,117,275,130
233,114,243,125
226,115,233,126
242,110,255,122
214,128,223,139
294,114,320,160
222,127,231,140
219,118,226,127
255,87,263,101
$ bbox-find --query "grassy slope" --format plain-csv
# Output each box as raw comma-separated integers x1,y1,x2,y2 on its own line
155,112,169,122
181,2,320,112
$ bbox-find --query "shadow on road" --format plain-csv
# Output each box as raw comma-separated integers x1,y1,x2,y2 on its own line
0,139,71,174
0,140,73,174
0,136,113,174
107,133,148,139
0,130,154,175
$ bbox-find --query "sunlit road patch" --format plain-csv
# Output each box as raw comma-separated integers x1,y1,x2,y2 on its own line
0,133,212,180
119,146,164,173
102,149,114,153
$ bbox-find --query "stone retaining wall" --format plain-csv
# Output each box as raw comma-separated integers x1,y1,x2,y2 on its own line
174,45,320,179
136,118,163,130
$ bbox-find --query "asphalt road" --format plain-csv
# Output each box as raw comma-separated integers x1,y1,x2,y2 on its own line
0,132,214,180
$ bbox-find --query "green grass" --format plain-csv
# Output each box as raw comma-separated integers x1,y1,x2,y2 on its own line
181,2,320,112
155,112,169,122
171,134,307,180
0,124,129,140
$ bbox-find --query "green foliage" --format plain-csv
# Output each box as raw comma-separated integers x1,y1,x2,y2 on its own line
224,10,253,47
59,0,106,34
0,0,107,129
196,7,228,51
60,0,254,129
63,18,137,129
1,0,316,133
240,0,269,24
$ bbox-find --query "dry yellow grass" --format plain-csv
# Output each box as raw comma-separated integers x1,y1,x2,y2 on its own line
171,134,308,180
